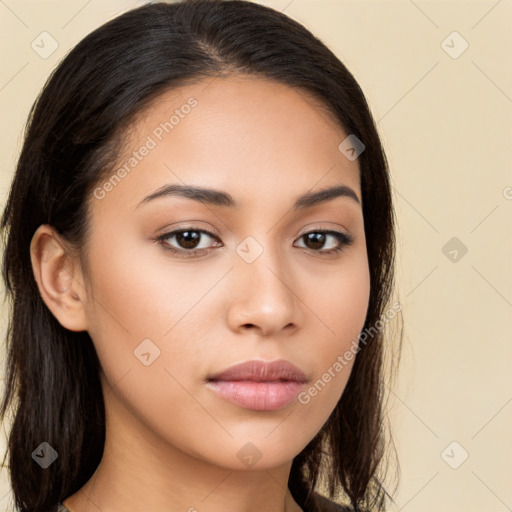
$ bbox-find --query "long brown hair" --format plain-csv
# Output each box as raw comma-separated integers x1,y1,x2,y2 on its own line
1,1,401,510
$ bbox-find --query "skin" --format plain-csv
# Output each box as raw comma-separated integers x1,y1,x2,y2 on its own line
30,74,370,512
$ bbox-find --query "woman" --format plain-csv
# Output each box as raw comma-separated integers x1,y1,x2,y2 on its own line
0,1,401,511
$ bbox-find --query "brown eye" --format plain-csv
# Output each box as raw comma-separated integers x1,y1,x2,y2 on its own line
156,227,221,258
295,230,353,255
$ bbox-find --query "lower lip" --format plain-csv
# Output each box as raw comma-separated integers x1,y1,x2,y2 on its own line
205,380,306,411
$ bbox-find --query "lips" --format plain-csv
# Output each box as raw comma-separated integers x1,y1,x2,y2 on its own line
205,359,309,411
207,359,308,383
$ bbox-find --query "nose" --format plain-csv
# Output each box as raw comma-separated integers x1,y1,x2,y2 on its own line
226,243,302,337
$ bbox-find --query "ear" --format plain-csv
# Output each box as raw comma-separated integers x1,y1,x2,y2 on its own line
30,224,88,332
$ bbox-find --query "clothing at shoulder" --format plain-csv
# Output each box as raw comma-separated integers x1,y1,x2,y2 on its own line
309,491,354,512
57,504,71,512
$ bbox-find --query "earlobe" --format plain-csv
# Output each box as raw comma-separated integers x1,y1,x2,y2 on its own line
29,224,88,332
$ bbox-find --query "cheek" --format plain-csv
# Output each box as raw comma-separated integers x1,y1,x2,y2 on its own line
82,236,222,454
83,229,215,342
82,231,223,402
300,250,370,409
312,246,370,345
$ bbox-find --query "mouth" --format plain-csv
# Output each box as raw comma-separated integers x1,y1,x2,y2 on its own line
205,359,308,411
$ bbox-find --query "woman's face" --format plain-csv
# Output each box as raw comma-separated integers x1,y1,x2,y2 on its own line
75,75,370,470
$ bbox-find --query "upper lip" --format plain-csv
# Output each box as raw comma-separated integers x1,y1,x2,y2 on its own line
207,359,308,383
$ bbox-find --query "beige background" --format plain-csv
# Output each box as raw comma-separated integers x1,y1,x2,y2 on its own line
1,0,511,510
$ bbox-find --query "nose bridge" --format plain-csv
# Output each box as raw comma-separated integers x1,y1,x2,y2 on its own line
229,232,299,332
236,234,291,299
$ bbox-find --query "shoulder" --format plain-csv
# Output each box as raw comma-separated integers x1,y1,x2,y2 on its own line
56,504,71,512
308,491,354,512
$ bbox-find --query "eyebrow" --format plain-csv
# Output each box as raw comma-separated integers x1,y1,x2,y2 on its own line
135,183,361,210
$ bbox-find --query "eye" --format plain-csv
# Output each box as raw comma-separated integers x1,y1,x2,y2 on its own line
155,227,221,258
295,230,354,255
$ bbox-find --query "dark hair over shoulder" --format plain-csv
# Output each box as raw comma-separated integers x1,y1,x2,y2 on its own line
0,1,401,511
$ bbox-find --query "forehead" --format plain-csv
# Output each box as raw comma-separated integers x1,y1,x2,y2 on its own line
92,74,361,215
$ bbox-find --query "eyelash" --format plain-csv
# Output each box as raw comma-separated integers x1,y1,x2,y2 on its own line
154,226,354,259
